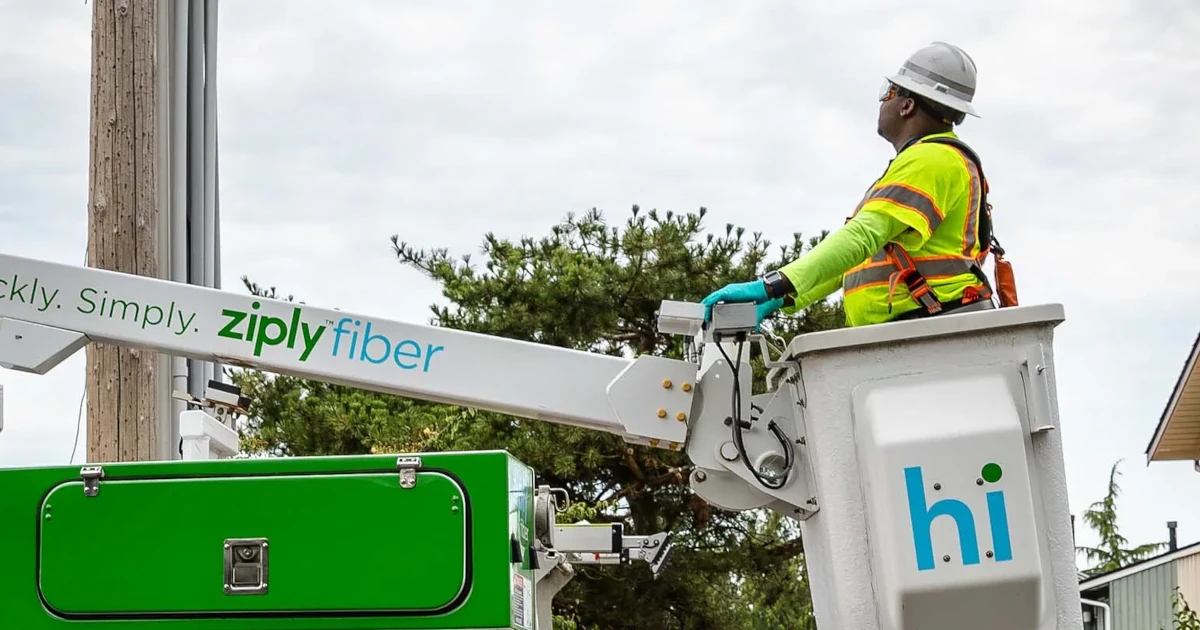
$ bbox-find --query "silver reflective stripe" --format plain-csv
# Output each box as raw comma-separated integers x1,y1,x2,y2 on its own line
844,257,976,292
961,158,981,255
901,61,975,99
864,185,943,230
844,264,892,291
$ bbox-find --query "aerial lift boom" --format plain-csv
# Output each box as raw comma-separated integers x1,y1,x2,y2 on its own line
0,252,1085,630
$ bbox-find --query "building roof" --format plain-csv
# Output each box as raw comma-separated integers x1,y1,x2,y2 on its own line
1146,330,1200,463
1078,540,1200,590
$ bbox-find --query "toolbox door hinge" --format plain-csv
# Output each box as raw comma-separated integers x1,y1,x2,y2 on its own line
80,465,105,497
396,456,422,489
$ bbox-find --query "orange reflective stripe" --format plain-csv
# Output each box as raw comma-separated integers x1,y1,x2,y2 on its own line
863,183,944,232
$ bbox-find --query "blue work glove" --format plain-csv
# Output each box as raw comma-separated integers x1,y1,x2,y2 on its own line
755,297,785,328
702,280,781,330
701,280,770,308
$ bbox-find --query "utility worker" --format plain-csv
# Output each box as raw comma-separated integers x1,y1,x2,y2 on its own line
703,41,1016,329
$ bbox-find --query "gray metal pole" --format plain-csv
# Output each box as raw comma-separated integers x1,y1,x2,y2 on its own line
169,0,190,455
186,0,205,399
154,0,176,461
203,0,222,384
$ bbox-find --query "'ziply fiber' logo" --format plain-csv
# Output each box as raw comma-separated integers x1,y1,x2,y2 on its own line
218,301,325,360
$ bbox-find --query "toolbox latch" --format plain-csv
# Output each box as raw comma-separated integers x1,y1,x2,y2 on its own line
79,465,104,497
224,538,269,595
397,456,422,489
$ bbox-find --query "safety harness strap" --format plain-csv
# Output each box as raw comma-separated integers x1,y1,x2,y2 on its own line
884,243,945,315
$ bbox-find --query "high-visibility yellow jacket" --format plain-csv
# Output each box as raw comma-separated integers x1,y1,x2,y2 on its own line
778,131,991,327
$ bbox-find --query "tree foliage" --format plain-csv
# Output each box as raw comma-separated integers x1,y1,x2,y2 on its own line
1076,459,1168,577
229,206,843,629
1168,587,1200,630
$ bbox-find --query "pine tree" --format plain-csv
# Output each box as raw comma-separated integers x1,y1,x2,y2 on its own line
229,206,844,629
1077,459,1168,576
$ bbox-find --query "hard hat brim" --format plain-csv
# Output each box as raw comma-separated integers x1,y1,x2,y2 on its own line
886,74,980,118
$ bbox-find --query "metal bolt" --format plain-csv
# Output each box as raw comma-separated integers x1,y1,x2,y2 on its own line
662,379,673,389
694,471,707,482
986,550,994,559
657,408,667,418
452,506,459,513
682,383,693,392
676,412,687,422
933,483,942,491
976,478,984,486
943,555,951,563
797,437,806,445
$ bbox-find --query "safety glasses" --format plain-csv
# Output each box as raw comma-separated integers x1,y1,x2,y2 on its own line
878,80,899,102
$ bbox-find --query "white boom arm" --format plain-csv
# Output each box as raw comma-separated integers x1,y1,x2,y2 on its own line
0,252,697,445
0,252,1087,630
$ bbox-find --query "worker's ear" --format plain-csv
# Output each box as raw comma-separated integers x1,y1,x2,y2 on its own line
900,97,918,119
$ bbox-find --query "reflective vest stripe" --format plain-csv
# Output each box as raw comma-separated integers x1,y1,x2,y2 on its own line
844,256,978,293
864,183,944,232
955,151,982,258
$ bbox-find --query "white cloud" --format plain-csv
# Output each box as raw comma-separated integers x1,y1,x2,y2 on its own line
1,0,1199,574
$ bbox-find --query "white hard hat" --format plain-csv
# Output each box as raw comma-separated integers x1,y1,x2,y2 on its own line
885,41,979,119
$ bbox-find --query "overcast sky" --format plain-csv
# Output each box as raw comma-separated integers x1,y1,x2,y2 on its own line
1,0,1198,571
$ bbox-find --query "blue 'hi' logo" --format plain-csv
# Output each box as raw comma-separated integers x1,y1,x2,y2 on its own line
904,463,1013,571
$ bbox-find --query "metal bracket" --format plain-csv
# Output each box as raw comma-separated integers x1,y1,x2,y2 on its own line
1023,344,1057,434
80,465,104,497
534,485,570,545
549,523,676,579
397,456,421,489
623,531,676,577
709,384,818,521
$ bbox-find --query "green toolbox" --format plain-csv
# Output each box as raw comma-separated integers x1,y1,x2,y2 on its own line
0,450,538,630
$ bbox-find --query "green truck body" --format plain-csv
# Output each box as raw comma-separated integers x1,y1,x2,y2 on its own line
0,450,538,630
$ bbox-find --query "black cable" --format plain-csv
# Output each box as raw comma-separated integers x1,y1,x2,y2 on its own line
714,334,794,490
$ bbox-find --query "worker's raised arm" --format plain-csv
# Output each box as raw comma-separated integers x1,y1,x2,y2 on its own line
699,208,909,326
776,209,909,314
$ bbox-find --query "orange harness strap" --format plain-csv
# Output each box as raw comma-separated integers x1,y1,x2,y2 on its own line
884,243,944,316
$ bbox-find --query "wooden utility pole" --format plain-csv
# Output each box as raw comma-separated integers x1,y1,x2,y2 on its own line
86,0,160,462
